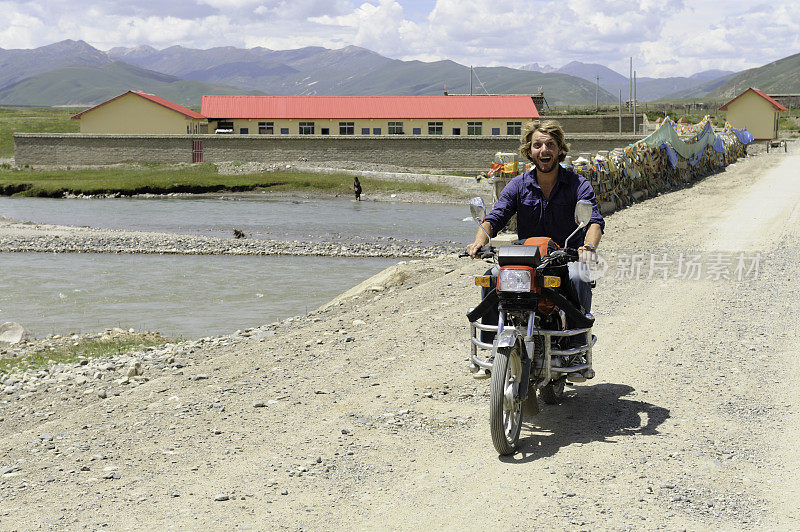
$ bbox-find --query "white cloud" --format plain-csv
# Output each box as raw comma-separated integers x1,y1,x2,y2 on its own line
310,0,408,51
255,0,352,19
0,12,46,49
629,2,800,77
198,0,261,8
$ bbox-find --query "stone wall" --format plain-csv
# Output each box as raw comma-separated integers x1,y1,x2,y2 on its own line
14,133,642,171
541,114,636,134
13,135,193,166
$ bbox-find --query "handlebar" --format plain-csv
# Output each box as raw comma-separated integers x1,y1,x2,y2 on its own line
462,245,587,267
459,245,496,259
536,248,578,270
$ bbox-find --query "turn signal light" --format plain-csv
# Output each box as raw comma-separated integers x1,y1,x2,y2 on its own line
474,276,492,287
543,276,561,288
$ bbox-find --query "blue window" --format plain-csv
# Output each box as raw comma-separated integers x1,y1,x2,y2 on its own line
413,128,421,135
373,128,381,135
362,128,370,135
281,128,289,134
492,128,500,135
240,128,249,134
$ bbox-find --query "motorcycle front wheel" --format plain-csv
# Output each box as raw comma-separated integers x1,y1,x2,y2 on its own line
489,341,523,455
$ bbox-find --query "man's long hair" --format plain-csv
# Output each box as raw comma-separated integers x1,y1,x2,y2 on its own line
519,120,570,163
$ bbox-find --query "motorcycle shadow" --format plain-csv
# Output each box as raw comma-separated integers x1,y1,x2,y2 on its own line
505,383,670,462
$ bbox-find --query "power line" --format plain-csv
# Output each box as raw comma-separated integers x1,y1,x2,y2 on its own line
471,68,491,96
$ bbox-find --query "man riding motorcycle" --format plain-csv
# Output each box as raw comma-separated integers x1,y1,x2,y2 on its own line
467,120,605,378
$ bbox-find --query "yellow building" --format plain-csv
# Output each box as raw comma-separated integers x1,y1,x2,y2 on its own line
719,88,787,141
72,91,207,134
200,95,539,136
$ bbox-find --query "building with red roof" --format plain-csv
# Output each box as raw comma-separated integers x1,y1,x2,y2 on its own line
71,91,207,134
200,95,539,136
70,92,540,137
719,87,788,140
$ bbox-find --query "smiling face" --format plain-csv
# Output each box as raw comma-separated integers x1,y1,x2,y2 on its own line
529,131,560,175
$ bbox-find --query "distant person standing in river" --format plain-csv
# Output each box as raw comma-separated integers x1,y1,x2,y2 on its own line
353,177,362,201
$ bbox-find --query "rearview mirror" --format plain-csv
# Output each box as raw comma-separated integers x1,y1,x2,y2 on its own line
469,196,492,247
574,200,593,227
469,197,486,225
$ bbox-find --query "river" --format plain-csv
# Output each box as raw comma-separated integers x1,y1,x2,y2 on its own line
0,195,474,338
0,194,470,245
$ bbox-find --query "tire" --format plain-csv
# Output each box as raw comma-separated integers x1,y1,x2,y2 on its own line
539,377,566,404
489,341,523,455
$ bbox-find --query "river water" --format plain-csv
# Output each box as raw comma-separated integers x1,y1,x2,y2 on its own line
0,194,471,245
0,195,474,339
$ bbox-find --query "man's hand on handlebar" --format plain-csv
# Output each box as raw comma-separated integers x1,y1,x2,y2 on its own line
466,241,484,259
578,245,598,264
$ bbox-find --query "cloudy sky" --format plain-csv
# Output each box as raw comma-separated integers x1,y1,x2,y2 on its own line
1,0,798,78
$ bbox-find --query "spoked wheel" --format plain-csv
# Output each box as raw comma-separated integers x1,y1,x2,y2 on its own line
489,341,523,455
539,377,566,404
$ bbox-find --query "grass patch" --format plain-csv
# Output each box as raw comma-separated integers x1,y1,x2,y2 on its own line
0,332,172,376
0,106,79,158
779,117,800,131
0,164,457,197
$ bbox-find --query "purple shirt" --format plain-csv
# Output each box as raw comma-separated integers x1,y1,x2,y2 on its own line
485,166,605,247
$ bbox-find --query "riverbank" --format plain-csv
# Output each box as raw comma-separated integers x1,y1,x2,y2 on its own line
0,162,464,199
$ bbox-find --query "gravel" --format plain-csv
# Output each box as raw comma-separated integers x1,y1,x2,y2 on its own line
0,145,798,529
0,218,460,258
0,162,478,259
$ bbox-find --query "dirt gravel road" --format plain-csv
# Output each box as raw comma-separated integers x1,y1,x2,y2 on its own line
1,145,799,530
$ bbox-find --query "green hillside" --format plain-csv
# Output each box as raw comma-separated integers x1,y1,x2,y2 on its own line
709,52,800,98
329,61,615,106
0,61,264,106
474,67,616,106
662,72,737,100
0,107,78,158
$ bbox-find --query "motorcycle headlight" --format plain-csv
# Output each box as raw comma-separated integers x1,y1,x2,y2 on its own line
498,268,531,292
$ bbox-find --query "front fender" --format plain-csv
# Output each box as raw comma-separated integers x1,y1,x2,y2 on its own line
494,328,518,349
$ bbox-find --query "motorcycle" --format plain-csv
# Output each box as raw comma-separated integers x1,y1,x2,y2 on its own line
466,197,597,455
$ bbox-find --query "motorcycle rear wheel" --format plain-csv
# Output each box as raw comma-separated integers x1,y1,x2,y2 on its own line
489,341,523,455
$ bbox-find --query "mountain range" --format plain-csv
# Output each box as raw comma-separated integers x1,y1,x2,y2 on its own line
522,61,737,101
0,40,795,108
105,43,616,105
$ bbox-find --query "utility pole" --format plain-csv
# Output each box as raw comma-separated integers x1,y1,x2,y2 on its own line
629,57,632,113
470,66,473,96
619,89,622,133
633,70,637,134
595,74,599,111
